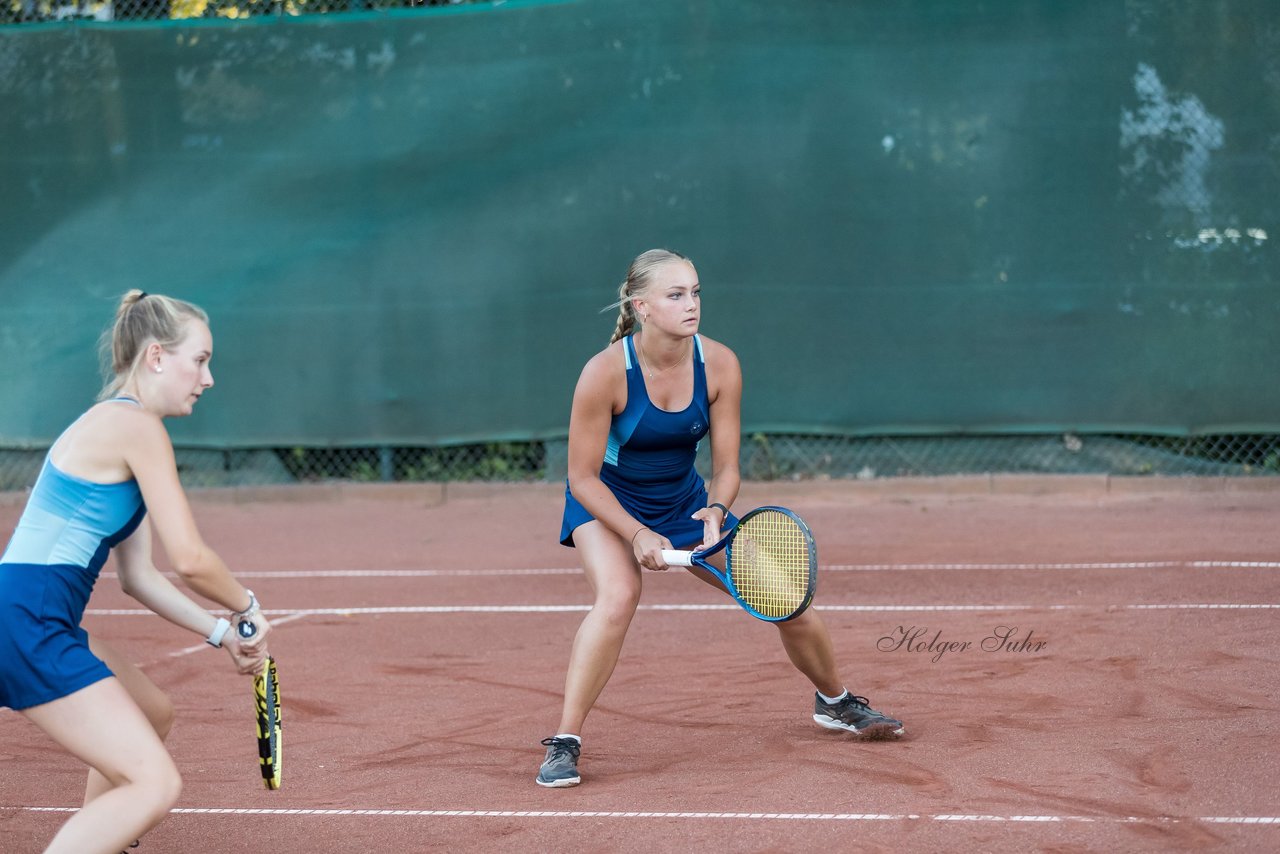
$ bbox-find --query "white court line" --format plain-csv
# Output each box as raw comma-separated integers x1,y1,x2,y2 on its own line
96,560,1280,580
5,806,1278,825
97,569,584,580
828,561,1280,571
1192,561,1280,568
226,568,582,578
1124,603,1280,610
84,603,1280,618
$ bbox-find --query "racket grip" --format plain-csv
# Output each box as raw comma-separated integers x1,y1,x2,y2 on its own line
237,618,258,639
660,550,694,567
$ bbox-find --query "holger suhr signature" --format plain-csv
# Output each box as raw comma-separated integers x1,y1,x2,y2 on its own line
877,625,1047,663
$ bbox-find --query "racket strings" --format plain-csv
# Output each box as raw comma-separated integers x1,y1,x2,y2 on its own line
729,512,812,617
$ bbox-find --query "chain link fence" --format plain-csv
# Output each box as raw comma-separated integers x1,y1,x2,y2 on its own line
2,433,1278,491
2,0,478,24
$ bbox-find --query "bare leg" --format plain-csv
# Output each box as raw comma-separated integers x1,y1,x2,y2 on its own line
685,557,844,697
83,636,175,807
555,521,644,736
21,678,182,854
772,608,843,697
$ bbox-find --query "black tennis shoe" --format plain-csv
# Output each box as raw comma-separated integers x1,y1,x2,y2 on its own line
536,736,582,787
813,693,905,738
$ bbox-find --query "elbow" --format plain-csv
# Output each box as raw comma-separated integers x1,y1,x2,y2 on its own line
170,545,210,582
114,558,155,598
172,562,205,584
118,574,138,598
566,472,597,502
712,465,741,487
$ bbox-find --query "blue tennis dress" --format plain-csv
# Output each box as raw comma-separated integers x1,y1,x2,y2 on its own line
560,334,738,549
0,423,147,709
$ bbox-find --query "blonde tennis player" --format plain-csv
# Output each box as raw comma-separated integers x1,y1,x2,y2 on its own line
538,249,904,788
0,291,272,853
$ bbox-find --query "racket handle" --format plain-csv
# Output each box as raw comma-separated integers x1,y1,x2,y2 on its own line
660,550,694,567
237,618,258,639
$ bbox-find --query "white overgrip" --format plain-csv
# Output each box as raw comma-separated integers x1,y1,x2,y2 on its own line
660,550,695,567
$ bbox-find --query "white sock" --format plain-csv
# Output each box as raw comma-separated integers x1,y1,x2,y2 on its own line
817,689,849,704
554,733,581,744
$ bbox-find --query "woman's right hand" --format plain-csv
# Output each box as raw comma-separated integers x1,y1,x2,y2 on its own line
224,613,271,673
631,527,674,571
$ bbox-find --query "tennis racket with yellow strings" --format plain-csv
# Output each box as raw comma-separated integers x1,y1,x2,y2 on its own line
661,506,817,622
237,620,282,790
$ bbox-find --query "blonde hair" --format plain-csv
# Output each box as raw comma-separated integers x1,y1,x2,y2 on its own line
97,290,209,400
604,248,690,344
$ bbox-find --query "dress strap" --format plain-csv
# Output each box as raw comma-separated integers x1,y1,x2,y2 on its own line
692,335,707,403
622,335,638,372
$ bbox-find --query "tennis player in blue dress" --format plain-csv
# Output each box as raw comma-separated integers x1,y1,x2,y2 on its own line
0,291,272,853
538,249,904,788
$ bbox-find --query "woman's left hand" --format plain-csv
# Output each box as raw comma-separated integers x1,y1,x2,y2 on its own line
690,506,727,551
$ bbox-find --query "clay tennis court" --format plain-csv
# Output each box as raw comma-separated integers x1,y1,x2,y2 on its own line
1,477,1277,852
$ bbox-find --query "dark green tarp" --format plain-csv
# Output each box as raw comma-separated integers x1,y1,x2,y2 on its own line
2,0,1277,447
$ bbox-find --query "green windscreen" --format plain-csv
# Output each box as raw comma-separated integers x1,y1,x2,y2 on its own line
1,0,1276,448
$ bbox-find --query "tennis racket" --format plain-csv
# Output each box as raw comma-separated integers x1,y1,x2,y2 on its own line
238,620,282,790
661,505,817,622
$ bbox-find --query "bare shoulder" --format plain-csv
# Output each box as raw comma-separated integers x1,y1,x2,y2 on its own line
50,401,170,481
96,401,168,442
697,335,741,374
577,339,628,387
573,340,629,413
104,407,182,490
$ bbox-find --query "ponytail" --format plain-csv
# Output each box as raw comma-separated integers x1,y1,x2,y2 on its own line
608,280,638,344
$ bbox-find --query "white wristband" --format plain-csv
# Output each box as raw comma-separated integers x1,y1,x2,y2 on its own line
206,617,232,648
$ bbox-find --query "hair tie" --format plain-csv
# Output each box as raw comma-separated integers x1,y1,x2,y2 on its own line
137,291,148,300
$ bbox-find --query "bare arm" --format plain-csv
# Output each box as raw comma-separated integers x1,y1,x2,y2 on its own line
113,520,265,673
124,416,249,609
566,348,643,538
693,339,742,548
122,413,270,652
566,347,673,569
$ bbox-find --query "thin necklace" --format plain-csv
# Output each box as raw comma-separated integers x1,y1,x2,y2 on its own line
636,335,691,379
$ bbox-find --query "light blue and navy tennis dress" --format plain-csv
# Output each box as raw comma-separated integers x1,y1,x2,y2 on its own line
560,334,738,549
0,402,147,710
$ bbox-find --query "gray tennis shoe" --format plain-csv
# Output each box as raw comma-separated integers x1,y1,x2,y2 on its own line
813,693,905,738
536,736,582,787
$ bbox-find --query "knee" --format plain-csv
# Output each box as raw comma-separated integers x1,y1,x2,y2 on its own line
107,754,181,816
594,584,641,625
132,749,182,804
161,768,183,811
147,759,183,815
777,606,821,635
150,696,176,741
